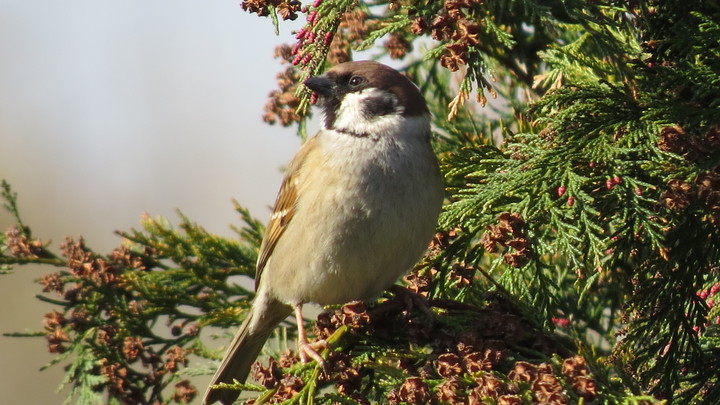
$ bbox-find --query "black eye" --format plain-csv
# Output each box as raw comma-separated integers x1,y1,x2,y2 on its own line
349,75,363,87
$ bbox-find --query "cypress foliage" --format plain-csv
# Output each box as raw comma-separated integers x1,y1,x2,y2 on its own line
2,0,719,403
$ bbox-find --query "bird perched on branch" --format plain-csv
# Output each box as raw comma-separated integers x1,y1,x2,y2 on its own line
203,60,444,405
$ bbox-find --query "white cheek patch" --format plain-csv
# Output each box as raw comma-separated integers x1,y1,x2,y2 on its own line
333,88,404,138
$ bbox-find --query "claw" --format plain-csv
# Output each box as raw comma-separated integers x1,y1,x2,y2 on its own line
388,285,434,319
298,339,328,367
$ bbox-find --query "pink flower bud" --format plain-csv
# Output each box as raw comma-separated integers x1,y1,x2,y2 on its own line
307,10,317,23
324,31,334,45
634,187,643,196
614,176,622,184
557,186,566,197
711,283,720,296
567,196,575,207
606,178,615,190
313,0,322,7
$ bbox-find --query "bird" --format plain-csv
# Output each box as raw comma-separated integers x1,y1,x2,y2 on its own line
203,60,444,405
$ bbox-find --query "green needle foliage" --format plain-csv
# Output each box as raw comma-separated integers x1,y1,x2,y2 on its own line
3,0,720,404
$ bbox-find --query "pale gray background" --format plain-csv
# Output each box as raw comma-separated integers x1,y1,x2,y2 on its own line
0,1,306,403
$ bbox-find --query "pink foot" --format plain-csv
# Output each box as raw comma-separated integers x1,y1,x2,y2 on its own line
294,304,328,369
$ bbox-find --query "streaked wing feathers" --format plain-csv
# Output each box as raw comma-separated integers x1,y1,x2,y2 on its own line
255,136,316,289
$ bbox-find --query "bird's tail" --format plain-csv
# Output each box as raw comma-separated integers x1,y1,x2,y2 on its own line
203,295,292,405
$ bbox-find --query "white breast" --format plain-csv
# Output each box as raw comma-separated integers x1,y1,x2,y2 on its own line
263,114,443,306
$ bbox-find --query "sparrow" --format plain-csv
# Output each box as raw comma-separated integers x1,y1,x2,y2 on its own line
203,60,444,405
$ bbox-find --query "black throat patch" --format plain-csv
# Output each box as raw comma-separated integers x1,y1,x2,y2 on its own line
322,96,341,130
335,127,374,139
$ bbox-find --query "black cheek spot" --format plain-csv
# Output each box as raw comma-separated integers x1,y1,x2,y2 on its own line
363,93,398,117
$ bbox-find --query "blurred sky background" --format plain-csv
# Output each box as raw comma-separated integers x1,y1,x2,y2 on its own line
0,1,308,402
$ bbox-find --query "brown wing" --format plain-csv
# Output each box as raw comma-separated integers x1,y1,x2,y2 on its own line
255,136,317,289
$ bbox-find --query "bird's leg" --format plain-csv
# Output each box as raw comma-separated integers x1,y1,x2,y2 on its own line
294,304,327,367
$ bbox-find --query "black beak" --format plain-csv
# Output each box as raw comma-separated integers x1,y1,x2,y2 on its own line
304,76,334,97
